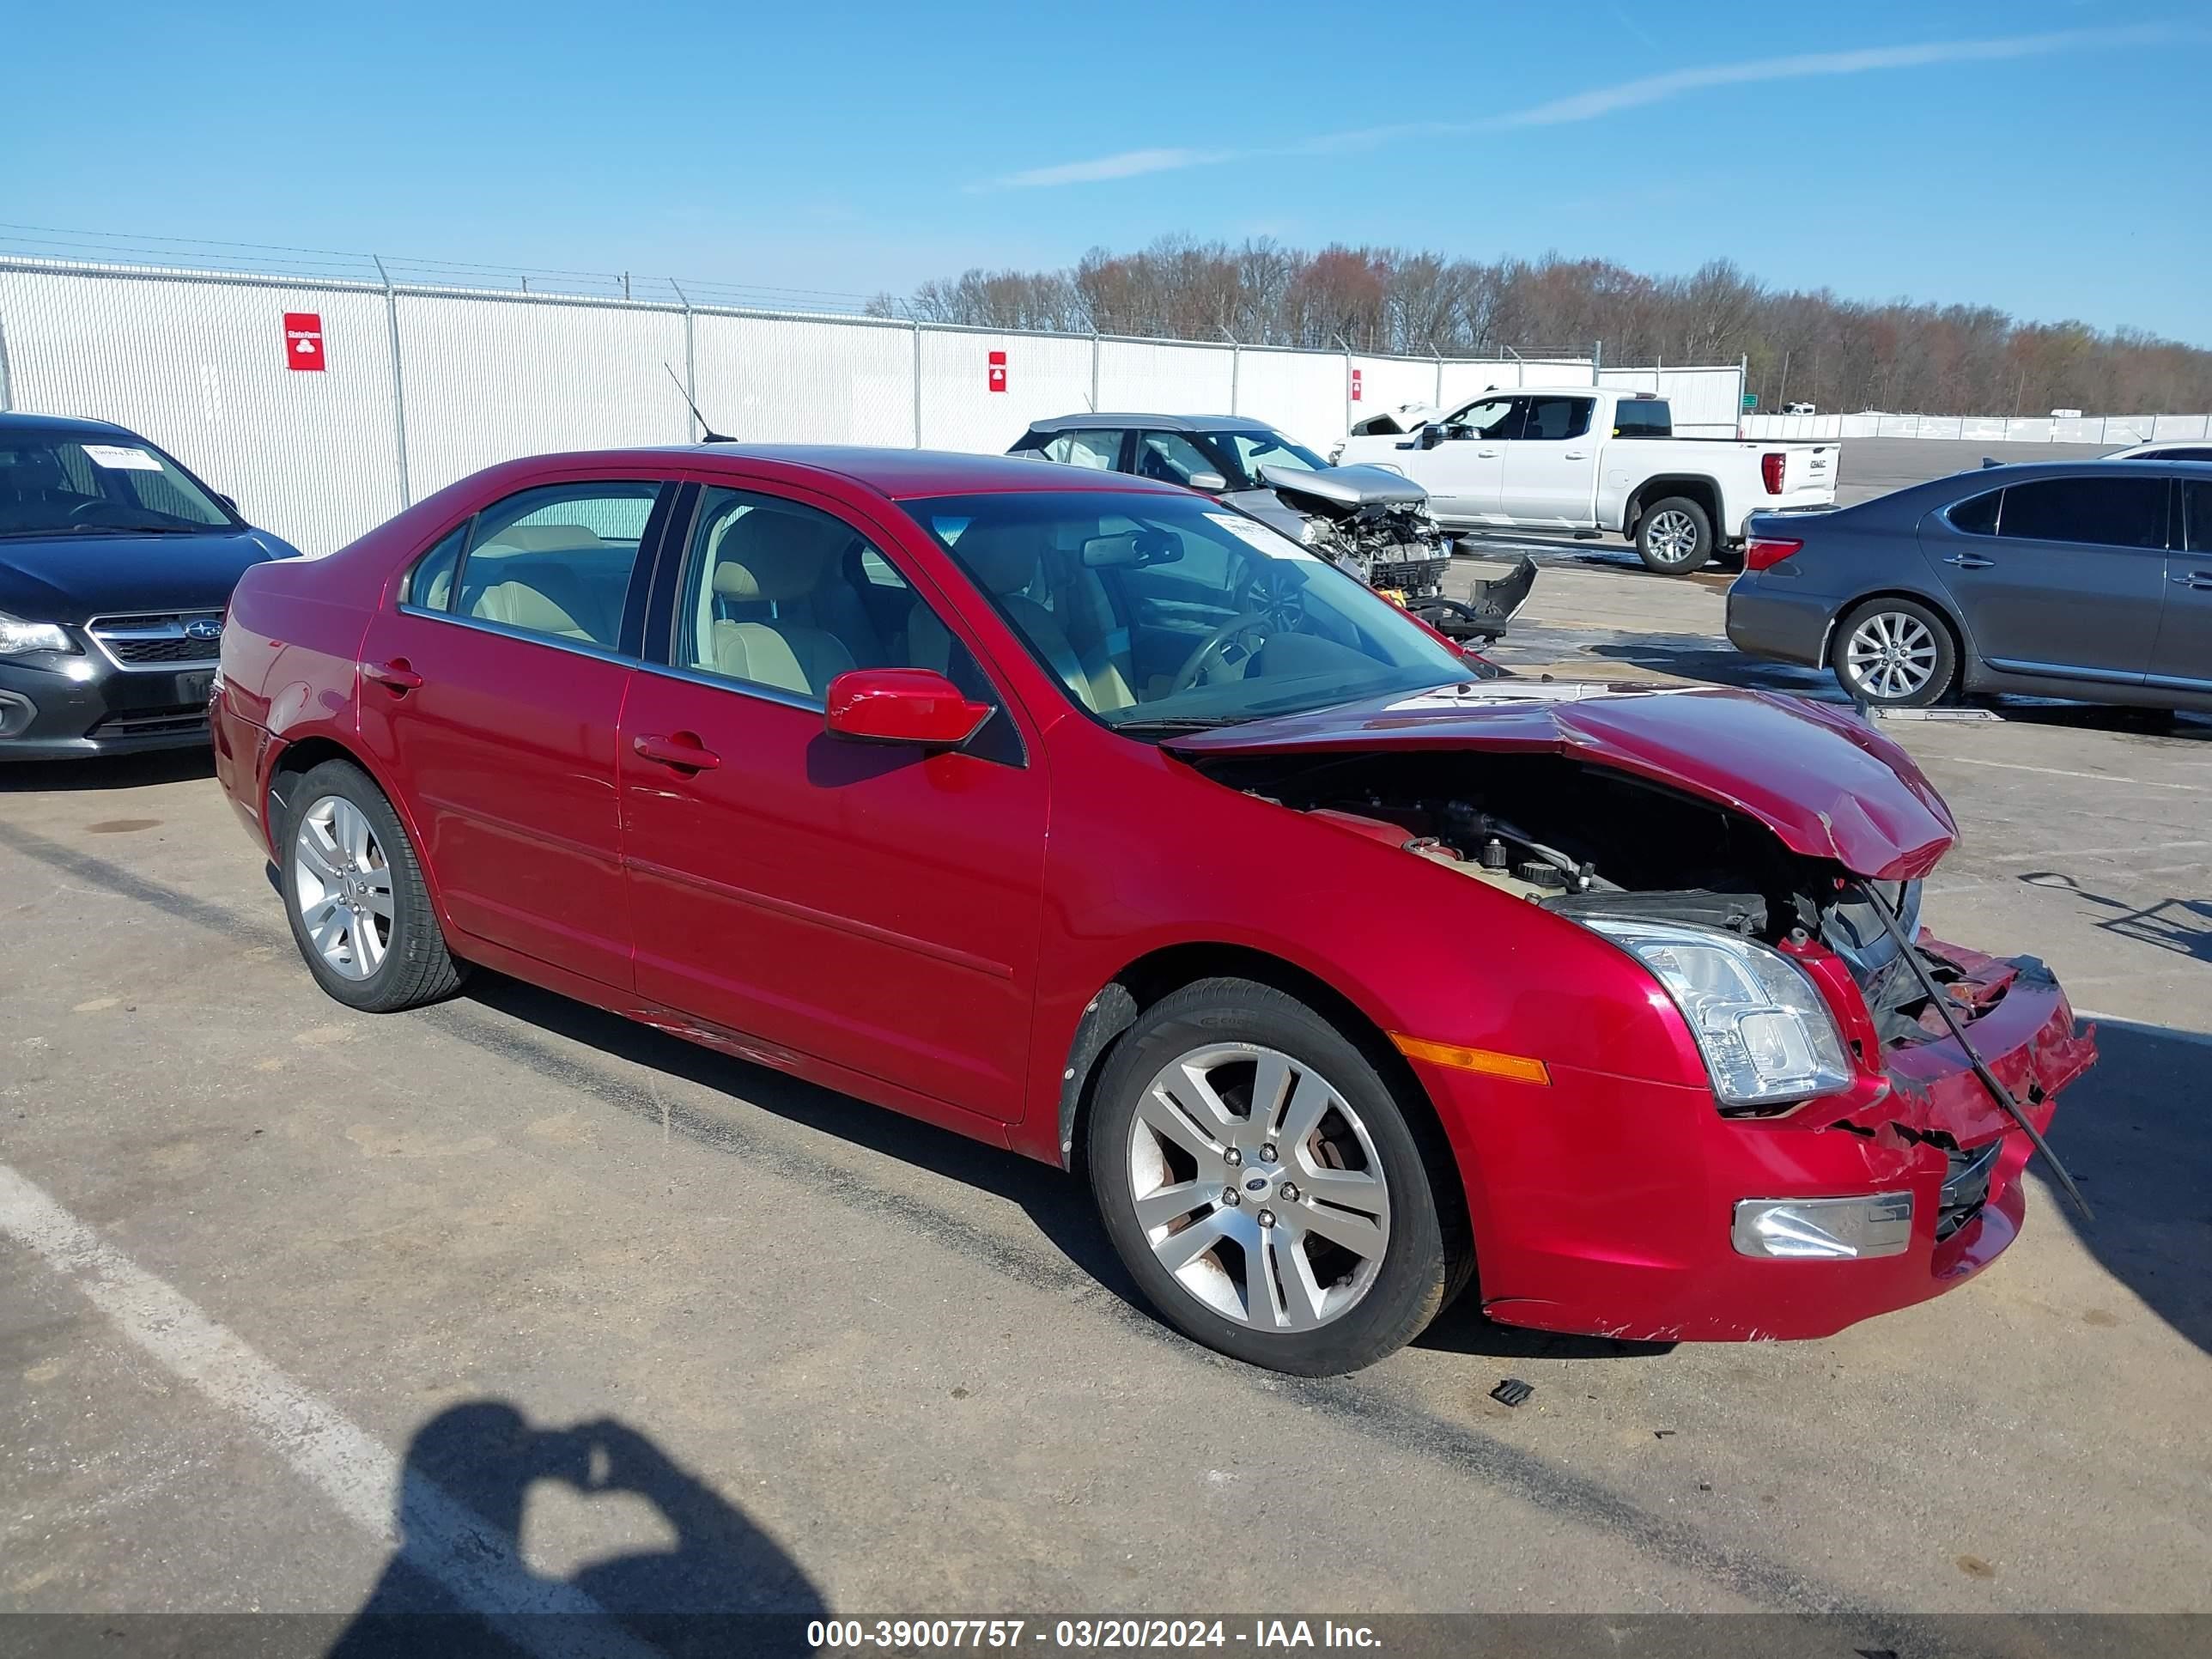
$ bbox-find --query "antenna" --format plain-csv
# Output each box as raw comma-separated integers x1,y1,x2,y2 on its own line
664,362,733,444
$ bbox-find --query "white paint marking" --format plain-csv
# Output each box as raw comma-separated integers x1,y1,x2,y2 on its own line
0,1161,657,1659
1934,755,2209,793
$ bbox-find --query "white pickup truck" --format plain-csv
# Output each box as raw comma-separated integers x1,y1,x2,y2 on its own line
1332,386,1838,574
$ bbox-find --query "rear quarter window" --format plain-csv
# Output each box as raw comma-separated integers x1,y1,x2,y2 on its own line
1945,489,2002,536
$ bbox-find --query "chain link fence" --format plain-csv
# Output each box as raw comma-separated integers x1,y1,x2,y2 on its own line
1,252,1748,554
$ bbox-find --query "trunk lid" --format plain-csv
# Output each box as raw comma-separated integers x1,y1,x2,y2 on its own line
1164,681,1956,880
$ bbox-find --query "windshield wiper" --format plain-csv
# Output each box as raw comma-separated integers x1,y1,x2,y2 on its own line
1110,714,1252,735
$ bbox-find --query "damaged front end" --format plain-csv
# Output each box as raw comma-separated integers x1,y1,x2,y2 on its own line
1168,684,2098,1340
1254,463,1536,642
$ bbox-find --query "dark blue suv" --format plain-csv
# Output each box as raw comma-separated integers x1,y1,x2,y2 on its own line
0,412,303,760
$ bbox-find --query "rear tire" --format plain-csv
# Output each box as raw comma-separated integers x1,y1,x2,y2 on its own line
1635,495,1714,574
279,759,465,1012
1087,978,1465,1375
1831,597,1958,708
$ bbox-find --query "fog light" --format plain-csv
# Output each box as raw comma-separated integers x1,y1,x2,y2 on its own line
0,690,35,738
1732,1194,1913,1260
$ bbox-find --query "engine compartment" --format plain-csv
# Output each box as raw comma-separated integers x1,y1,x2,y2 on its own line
1195,746,1935,1036
1304,503,1451,599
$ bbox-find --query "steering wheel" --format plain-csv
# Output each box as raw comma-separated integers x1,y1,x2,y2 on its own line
1169,610,1276,695
1167,566,1309,694
68,499,129,524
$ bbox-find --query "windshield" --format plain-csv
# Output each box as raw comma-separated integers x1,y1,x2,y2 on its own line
903,490,1476,734
1218,428,1327,487
0,430,235,538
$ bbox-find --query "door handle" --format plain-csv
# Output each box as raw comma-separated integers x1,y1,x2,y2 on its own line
2173,571,2212,590
1564,450,1589,459
1944,556,1996,569
1475,448,1500,458
632,732,721,771
362,658,424,691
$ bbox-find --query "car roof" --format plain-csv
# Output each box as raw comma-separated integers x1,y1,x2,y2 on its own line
1448,386,1619,401
0,410,138,440
1945,458,2212,484
1021,413,1275,434
555,444,1196,501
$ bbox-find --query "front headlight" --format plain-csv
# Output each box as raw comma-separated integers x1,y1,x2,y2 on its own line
1587,919,1852,1109
0,613,76,657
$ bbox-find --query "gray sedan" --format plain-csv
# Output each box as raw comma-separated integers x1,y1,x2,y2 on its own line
1726,459,2212,711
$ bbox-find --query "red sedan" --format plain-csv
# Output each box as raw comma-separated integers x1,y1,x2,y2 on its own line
213,447,2094,1374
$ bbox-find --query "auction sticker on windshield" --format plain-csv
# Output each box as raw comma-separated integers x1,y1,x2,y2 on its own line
1205,512,1316,559
82,445,163,471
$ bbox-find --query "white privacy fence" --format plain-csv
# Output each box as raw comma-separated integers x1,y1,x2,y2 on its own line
0,257,1747,554
1741,410,2210,445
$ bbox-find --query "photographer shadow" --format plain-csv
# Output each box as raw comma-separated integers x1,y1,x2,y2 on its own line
331,1401,824,1658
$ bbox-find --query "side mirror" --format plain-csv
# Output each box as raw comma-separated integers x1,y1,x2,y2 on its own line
1418,425,1448,450
824,668,991,750
1186,471,1228,492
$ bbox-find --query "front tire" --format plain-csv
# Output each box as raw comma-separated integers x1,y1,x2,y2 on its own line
280,759,465,1012
1087,979,1463,1375
1831,597,1958,708
1635,495,1714,574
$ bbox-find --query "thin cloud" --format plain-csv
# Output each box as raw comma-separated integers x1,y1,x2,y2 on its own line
976,23,2192,189
983,147,1233,189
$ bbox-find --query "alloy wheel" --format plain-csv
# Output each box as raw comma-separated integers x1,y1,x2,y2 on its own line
1645,507,1700,565
292,794,394,981
1844,611,1940,700
1125,1044,1391,1331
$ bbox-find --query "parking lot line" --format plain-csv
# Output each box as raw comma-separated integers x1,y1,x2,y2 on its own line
1935,756,2209,792
0,1159,656,1657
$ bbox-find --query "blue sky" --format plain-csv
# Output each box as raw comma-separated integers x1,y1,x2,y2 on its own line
9,0,2210,341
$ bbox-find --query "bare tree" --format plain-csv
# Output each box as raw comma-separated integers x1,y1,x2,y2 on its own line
890,240,2212,412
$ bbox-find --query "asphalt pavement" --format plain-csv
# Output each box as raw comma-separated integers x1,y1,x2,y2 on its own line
3,432,2208,1642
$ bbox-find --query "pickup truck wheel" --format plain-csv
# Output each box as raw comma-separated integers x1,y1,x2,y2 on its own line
1635,496,1713,574
1087,978,1464,1376
1832,598,1958,708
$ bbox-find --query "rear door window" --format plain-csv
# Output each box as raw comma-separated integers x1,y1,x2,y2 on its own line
1996,477,2169,549
1040,431,1124,471
441,482,665,649
1516,397,1594,441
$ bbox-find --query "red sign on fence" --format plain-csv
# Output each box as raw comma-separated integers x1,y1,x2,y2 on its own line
988,350,1007,392
1350,368,1363,402
284,313,325,371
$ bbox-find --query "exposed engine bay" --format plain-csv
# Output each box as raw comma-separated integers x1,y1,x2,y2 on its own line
1255,463,1536,642
1194,745,1946,1043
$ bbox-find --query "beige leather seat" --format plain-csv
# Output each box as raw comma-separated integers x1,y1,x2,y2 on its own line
914,522,1134,714
471,579,596,641
702,507,856,697
464,525,607,642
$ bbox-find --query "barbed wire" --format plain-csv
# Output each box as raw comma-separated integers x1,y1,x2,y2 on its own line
0,222,895,316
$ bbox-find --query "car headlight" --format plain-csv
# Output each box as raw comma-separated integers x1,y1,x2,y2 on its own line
1586,919,1852,1109
0,613,76,657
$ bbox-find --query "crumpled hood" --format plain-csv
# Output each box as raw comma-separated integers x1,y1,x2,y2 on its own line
1164,680,1959,880
1211,489,1312,541
1256,462,1430,513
